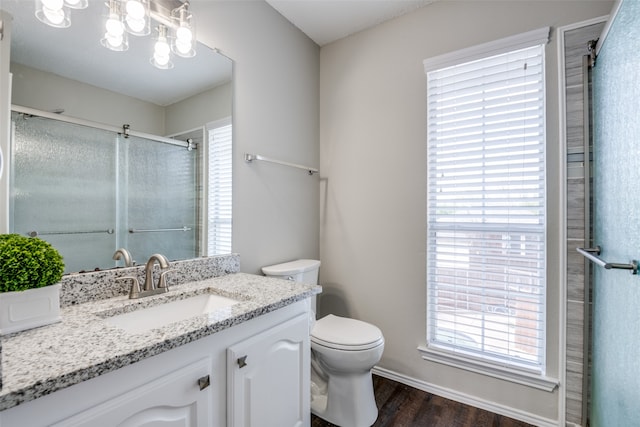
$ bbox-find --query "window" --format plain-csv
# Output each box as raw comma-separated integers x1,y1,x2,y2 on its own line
422,28,549,378
206,118,232,255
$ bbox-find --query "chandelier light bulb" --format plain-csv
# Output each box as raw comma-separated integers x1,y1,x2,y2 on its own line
124,0,149,36
104,32,124,48
174,39,191,55
126,16,145,33
105,15,124,38
154,51,170,66
176,26,193,43
154,40,170,64
101,0,128,51
174,25,193,55
44,7,66,25
101,27,129,51
171,5,196,58
151,25,173,69
155,40,170,57
35,0,70,28
125,0,145,19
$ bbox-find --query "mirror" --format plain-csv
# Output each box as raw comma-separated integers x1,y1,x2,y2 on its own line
1,0,233,273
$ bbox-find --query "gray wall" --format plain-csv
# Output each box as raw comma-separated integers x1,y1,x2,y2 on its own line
10,63,166,135
319,1,612,423
165,81,232,136
193,1,320,274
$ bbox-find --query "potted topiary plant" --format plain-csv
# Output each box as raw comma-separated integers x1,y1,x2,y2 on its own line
0,234,65,335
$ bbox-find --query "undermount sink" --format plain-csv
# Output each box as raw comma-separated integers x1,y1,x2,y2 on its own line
103,293,240,334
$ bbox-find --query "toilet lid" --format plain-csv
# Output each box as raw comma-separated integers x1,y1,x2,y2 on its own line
262,259,321,276
311,314,384,351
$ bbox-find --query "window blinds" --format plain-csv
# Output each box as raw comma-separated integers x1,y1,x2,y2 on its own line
426,42,546,372
207,120,232,256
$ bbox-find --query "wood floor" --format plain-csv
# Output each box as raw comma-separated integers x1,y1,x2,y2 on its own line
311,375,534,427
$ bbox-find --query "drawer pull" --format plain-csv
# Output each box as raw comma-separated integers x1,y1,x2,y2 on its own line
237,355,248,368
197,375,210,390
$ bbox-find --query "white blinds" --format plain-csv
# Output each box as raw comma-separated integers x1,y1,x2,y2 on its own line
426,42,546,372
207,120,232,256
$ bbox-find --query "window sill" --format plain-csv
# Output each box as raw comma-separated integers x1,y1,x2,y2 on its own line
417,345,559,392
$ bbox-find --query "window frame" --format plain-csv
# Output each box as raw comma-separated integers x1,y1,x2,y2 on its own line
418,28,558,391
205,117,233,256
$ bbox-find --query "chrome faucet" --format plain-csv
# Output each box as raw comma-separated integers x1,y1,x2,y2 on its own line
143,253,171,292
112,248,134,267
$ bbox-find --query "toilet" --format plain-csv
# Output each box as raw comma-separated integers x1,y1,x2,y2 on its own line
262,259,384,427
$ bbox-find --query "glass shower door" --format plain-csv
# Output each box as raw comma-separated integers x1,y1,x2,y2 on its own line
590,1,640,425
10,111,117,273
124,134,198,264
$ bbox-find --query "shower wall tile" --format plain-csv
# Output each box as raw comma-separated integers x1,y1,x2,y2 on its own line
567,301,585,358
566,360,585,424
567,240,586,302
566,85,586,150
566,301,587,423
567,180,586,240
563,20,605,427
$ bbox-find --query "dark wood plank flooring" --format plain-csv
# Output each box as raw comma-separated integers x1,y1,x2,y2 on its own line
311,375,534,427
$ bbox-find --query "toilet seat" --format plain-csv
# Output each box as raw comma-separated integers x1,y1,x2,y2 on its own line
311,314,384,351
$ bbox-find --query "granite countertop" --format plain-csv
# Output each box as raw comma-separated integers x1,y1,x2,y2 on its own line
0,273,321,411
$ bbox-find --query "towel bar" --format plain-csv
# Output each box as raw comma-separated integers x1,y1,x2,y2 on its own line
129,227,191,233
244,153,318,175
27,229,114,237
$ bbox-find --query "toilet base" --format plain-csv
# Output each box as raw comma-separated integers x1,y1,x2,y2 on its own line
311,371,378,427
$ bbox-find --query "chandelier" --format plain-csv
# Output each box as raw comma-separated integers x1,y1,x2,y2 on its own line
35,0,196,70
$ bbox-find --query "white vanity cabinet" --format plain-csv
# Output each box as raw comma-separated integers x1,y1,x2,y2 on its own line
52,357,213,427
227,313,310,427
0,300,310,427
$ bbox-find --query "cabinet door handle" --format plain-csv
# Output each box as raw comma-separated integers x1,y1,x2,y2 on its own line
237,355,248,368
197,375,210,390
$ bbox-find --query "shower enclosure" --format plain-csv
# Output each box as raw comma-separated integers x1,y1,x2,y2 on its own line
9,107,199,274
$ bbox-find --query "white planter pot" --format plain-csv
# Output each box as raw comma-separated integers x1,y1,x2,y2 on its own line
0,283,61,335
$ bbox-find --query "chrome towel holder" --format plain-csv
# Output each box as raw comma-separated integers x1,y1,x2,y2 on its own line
577,246,638,274
28,229,114,237
244,153,318,176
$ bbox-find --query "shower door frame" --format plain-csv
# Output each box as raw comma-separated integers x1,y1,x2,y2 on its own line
11,105,191,150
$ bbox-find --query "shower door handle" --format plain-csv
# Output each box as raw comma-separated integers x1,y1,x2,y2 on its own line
577,246,638,274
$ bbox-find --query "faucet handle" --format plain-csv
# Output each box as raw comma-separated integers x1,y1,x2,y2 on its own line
158,269,176,290
116,276,141,299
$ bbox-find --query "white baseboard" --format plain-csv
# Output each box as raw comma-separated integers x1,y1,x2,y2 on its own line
372,366,558,427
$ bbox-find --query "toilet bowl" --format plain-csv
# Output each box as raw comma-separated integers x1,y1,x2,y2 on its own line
310,314,384,427
262,259,384,427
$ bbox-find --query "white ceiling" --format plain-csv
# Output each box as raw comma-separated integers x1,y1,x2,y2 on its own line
265,0,435,46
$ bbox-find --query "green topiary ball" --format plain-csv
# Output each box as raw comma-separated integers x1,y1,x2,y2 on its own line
0,234,65,292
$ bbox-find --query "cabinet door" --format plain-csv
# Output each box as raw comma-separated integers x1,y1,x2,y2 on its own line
227,313,310,427
52,357,212,427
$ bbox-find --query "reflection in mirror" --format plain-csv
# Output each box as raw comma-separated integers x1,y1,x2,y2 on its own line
1,0,233,274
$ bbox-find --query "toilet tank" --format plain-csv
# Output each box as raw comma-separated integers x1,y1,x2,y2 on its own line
261,259,321,284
